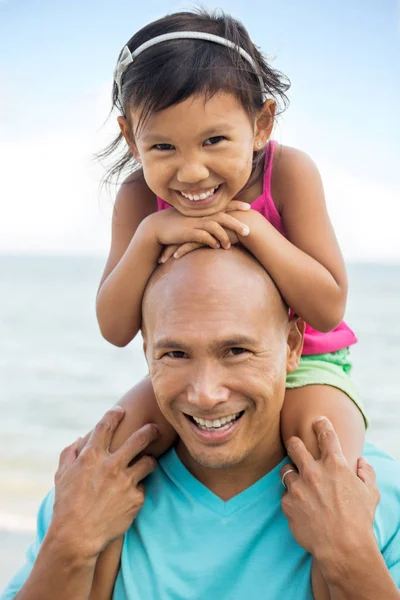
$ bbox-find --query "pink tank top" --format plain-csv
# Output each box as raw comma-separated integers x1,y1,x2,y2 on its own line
157,141,357,355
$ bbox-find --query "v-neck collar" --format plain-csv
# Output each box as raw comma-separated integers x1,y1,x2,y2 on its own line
160,448,289,517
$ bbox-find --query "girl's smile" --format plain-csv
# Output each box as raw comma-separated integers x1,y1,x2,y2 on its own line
174,183,222,209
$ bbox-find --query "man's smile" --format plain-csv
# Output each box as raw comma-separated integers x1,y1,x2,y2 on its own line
184,410,245,442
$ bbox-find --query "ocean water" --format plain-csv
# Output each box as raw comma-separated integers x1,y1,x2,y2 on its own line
1,256,400,588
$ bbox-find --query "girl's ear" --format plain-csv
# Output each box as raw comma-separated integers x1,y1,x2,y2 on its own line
118,116,140,161
253,99,276,150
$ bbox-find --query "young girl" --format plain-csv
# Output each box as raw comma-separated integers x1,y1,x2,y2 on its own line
92,9,367,600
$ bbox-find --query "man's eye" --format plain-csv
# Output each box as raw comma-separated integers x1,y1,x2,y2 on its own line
203,136,226,146
227,347,248,357
153,143,174,151
165,350,187,359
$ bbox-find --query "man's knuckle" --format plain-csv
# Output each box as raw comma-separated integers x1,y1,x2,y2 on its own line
318,429,334,444
281,496,290,515
104,459,119,477
326,453,344,470
81,446,100,465
134,489,145,508
59,446,69,459
290,480,304,500
135,430,149,449
286,437,300,452
95,419,111,433
303,466,319,486
142,455,156,472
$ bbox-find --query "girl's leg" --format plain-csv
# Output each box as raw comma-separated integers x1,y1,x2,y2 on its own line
109,375,178,455
281,385,366,600
89,376,177,600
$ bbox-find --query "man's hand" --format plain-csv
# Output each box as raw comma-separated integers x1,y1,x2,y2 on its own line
280,417,380,566
50,407,159,561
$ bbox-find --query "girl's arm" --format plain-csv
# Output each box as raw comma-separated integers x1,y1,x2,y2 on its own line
89,378,178,600
96,171,159,346
239,145,347,332
96,174,250,347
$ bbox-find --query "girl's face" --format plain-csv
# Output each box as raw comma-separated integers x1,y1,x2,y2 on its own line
119,92,275,217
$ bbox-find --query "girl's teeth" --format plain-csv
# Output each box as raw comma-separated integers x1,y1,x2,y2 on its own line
180,186,218,201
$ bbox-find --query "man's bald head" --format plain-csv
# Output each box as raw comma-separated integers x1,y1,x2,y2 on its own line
141,246,303,477
142,246,288,336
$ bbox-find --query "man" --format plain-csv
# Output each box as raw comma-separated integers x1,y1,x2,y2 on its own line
3,247,400,599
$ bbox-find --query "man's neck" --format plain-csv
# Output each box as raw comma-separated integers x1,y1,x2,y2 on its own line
176,434,285,502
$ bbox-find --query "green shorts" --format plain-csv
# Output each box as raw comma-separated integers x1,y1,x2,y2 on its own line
286,348,368,427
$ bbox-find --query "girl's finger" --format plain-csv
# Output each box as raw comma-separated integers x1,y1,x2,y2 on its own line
225,200,251,212
213,212,250,237
198,221,231,249
186,229,221,249
174,242,205,259
159,244,179,263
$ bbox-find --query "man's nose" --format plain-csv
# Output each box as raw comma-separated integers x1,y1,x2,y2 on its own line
176,158,209,184
186,362,230,411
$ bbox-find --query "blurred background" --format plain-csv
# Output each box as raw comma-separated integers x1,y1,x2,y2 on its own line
0,0,399,588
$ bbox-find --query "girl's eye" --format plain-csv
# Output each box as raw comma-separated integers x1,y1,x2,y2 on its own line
164,350,188,359
154,143,174,151
227,347,248,357
203,136,226,146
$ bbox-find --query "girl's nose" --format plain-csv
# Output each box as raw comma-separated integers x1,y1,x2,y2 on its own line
176,160,209,184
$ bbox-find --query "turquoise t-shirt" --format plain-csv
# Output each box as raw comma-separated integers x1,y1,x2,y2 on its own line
2,442,400,599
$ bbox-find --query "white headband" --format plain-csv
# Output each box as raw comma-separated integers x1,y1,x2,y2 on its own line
113,31,265,104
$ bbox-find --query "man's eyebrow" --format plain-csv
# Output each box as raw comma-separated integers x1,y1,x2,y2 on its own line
212,335,257,349
154,339,191,352
154,335,257,352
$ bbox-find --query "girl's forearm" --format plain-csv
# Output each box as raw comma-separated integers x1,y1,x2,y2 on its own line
96,223,160,346
240,211,347,332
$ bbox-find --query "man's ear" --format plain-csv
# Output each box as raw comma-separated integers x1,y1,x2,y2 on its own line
141,327,147,358
286,317,305,373
117,116,140,161
254,99,276,150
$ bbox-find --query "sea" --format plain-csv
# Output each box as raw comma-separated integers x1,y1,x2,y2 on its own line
1,255,400,589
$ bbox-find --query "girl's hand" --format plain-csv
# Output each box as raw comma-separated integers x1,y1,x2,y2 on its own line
157,200,250,263
147,200,249,251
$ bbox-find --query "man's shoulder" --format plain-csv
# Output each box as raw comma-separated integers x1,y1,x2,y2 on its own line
363,442,400,493
363,442,400,549
363,442,400,478
35,488,56,532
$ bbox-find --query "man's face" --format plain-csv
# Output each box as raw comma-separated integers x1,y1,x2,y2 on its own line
143,250,302,472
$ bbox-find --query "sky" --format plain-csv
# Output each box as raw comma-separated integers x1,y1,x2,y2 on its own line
0,0,399,261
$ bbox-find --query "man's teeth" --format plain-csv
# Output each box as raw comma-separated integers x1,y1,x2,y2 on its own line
180,185,219,201
192,412,241,431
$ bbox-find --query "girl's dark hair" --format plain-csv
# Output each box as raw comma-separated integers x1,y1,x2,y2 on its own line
98,8,290,186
